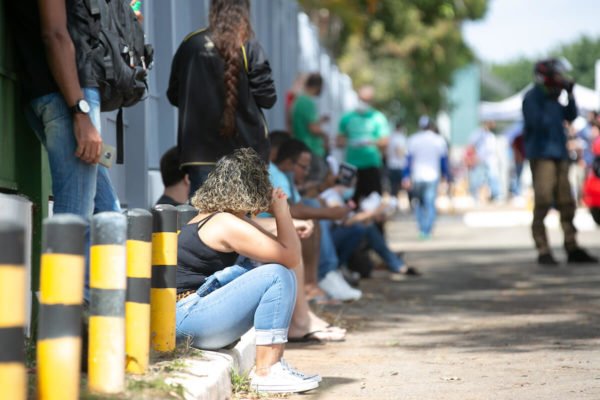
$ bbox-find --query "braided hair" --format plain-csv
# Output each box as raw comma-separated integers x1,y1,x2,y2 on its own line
209,0,254,138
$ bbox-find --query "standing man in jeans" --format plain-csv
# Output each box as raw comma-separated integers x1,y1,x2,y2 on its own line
522,58,597,266
403,116,449,240
7,1,122,275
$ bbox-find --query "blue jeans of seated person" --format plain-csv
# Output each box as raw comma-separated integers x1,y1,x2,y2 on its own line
412,180,439,236
330,224,367,266
363,223,405,272
176,264,296,349
300,198,340,281
317,219,340,280
27,87,121,299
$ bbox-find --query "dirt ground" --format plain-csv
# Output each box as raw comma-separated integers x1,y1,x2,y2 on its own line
285,211,600,400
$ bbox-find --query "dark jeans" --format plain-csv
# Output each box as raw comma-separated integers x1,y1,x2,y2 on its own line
388,168,404,197
530,159,577,254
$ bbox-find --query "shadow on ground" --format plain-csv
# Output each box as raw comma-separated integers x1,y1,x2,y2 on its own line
318,247,600,355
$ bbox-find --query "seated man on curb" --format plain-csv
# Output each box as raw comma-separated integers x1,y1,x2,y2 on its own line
252,131,346,342
175,149,319,394
155,146,190,207
268,138,363,302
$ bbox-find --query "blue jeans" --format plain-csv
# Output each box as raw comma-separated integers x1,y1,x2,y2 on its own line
27,88,121,298
331,224,367,265
469,164,500,200
510,162,524,196
388,168,404,197
176,264,297,349
299,198,341,281
412,180,438,236
363,223,405,271
27,88,120,217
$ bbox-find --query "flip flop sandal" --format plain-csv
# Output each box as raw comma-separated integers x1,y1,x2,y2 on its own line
308,294,342,306
289,329,346,343
399,266,421,276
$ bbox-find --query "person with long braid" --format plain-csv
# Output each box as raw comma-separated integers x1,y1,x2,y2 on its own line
167,0,276,196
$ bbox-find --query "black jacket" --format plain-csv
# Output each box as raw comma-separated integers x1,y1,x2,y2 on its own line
167,30,276,166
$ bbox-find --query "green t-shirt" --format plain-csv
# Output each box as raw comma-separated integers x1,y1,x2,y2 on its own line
291,94,325,157
339,109,390,168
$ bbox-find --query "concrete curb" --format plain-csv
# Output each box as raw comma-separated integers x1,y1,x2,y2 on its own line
167,329,256,400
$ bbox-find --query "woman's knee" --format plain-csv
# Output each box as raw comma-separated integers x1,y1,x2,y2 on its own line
258,264,297,299
260,264,297,287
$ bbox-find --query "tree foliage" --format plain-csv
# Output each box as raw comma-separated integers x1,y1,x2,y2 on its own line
298,0,488,124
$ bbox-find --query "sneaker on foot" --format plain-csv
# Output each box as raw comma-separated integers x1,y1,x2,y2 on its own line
280,358,322,383
567,248,598,264
538,253,559,266
339,266,361,287
250,361,319,393
318,270,362,302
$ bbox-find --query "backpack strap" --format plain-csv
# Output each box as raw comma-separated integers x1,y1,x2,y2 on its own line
116,108,124,164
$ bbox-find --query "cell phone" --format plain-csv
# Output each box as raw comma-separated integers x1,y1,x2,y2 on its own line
336,162,357,187
99,143,116,169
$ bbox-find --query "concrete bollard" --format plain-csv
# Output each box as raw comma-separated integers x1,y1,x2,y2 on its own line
88,212,127,394
176,204,197,232
37,215,86,400
0,222,27,400
124,209,153,374
150,205,178,352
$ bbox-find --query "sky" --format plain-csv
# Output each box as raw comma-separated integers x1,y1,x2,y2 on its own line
462,0,600,64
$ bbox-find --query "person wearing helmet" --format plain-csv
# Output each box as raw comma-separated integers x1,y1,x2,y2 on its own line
522,58,598,266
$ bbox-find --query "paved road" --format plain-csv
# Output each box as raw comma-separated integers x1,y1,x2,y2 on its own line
286,210,600,400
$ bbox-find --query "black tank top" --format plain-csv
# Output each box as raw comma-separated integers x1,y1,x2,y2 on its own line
177,213,239,294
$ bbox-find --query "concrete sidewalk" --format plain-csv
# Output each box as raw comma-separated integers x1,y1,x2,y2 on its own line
284,212,600,400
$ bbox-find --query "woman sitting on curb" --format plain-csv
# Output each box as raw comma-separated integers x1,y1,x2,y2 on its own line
175,148,319,394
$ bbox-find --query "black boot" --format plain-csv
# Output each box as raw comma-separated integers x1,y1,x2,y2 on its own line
538,253,559,266
567,248,598,264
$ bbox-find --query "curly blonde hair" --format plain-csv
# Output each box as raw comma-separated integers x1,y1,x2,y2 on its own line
191,148,272,214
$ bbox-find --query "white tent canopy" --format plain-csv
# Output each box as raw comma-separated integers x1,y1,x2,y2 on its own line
479,84,600,121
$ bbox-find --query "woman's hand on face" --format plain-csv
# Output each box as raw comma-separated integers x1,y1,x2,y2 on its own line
270,188,289,215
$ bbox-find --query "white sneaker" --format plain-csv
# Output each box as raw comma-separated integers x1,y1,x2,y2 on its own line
280,358,322,383
319,270,362,302
250,361,319,393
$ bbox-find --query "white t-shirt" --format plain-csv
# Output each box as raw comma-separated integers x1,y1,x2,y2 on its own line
407,130,448,182
469,128,498,168
386,131,408,170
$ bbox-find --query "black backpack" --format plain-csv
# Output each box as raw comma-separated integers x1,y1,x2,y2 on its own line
69,0,154,162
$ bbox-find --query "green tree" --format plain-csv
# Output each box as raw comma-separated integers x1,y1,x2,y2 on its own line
298,0,488,125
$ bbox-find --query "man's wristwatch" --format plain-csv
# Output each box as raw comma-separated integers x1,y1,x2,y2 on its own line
70,98,91,115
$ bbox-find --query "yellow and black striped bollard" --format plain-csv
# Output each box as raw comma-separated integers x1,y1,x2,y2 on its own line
88,212,127,394
151,205,178,352
37,215,86,400
124,209,152,374
176,204,198,233
0,222,26,400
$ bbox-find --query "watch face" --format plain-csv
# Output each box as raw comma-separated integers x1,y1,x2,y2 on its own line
79,99,91,113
